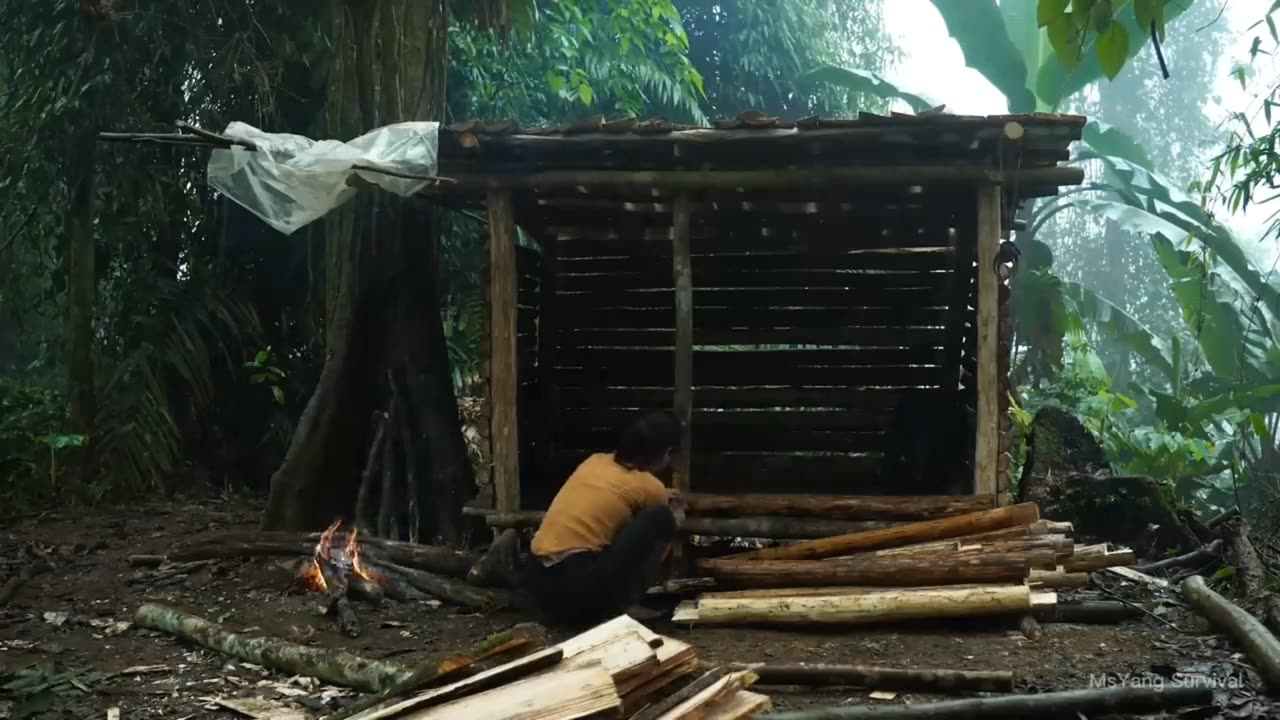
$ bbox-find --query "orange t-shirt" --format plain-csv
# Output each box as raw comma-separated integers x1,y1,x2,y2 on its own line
530,453,669,558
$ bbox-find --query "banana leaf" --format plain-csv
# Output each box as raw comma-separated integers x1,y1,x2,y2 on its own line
1060,279,1175,382
795,66,933,112
927,0,1038,113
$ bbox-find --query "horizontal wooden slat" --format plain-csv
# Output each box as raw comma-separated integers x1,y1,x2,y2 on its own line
557,387,938,410
560,408,892,433
560,269,949,292
559,427,884,453
558,327,947,348
547,452,884,494
560,287,951,309
555,348,940,370
559,251,953,274
553,364,944,388
559,306,951,330
555,228,950,255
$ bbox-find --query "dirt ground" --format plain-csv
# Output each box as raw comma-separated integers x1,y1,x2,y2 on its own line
1,495,1274,719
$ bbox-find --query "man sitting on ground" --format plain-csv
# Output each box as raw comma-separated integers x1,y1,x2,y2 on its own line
523,411,685,625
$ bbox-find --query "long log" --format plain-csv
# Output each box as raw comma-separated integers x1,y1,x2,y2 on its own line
1136,539,1223,574
469,509,899,539
695,551,1043,589
133,603,411,693
673,585,1033,626
171,532,479,577
1037,600,1143,624
1027,567,1088,589
1182,575,1280,691
727,662,1014,693
702,583,1013,600
366,558,508,611
871,536,1069,565
760,685,1211,720
1062,545,1135,572
681,493,997,521
717,503,1039,562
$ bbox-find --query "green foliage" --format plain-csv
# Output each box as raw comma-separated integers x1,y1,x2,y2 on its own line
0,378,78,508
1,662,113,718
794,66,932,112
929,0,1038,112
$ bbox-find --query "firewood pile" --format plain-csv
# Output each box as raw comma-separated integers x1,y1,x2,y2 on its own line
661,495,1140,627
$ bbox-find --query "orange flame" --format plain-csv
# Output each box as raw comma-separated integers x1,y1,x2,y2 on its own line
293,520,384,593
345,527,379,582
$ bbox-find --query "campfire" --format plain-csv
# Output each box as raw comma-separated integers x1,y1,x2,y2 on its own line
292,521,391,638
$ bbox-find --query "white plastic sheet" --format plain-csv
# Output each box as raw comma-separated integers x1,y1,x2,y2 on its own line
206,121,441,235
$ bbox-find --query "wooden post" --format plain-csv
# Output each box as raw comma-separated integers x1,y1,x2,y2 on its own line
672,193,693,493
487,190,520,513
974,185,1001,500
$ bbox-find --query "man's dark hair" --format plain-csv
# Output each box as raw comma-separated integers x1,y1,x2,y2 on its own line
613,411,684,471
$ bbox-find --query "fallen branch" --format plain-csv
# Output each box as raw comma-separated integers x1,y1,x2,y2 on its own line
329,626,547,720
0,560,49,606
1206,507,1240,530
133,603,410,693
1219,516,1280,634
1182,575,1280,691
760,684,1211,720
367,558,509,611
1136,539,1223,574
726,662,1014,693
467,528,520,587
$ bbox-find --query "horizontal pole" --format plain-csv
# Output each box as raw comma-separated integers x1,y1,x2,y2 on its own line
427,166,1085,194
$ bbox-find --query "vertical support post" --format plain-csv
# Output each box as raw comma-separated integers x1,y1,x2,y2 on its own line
672,193,694,493
487,190,520,513
974,184,1001,501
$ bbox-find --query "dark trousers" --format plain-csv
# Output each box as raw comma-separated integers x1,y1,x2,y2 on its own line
522,505,677,626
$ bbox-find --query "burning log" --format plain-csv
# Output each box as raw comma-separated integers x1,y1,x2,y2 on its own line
724,662,1015,693
696,550,1048,588
366,558,510,611
133,603,412,693
761,684,1212,720
681,493,998,520
672,585,1037,626
716,504,1040,562
171,530,479,577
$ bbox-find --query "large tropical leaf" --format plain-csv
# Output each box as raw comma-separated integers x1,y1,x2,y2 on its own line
1152,235,1274,385
1035,0,1198,109
927,0,1038,113
998,0,1045,106
1059,279,1176,382
795,66,934,113
1079,119,1154,171
1081,153,1280,325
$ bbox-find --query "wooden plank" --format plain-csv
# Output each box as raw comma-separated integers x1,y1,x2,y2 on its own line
703,691,772,720
560,427,883,453
557,348,940,372
653,670,758,720
560,250,953,274
397,663,619,720
548,452,883,494
558,327,948,348
559,287,951,309
560,269,949,293
556,226,950,256
558,386,929,410
974,185,1000,499
560,305,950,330
487,189,520,514
553,364,945,389
673,192,693,493
561,409,891,433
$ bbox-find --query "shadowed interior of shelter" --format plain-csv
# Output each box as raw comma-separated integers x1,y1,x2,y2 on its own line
431,112,1085,511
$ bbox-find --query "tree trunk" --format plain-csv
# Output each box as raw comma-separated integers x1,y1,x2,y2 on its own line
65,128,97,488
263,0,472,543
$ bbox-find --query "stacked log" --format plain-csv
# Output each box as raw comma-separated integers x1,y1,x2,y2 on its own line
669,496,1140,627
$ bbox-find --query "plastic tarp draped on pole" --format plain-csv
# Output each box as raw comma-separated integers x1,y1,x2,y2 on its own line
206,121,440,235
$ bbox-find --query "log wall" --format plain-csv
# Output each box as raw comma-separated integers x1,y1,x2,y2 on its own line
521,190,988,500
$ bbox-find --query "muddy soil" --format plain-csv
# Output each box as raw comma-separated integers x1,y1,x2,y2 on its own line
0,496,1271,718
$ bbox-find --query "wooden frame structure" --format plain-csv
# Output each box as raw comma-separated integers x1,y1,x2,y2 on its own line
430,112,1087,512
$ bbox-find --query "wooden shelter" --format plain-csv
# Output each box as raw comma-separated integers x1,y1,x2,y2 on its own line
429,111,1086,513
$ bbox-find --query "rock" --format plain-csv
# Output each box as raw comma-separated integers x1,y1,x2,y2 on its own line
1018,407,1198,559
